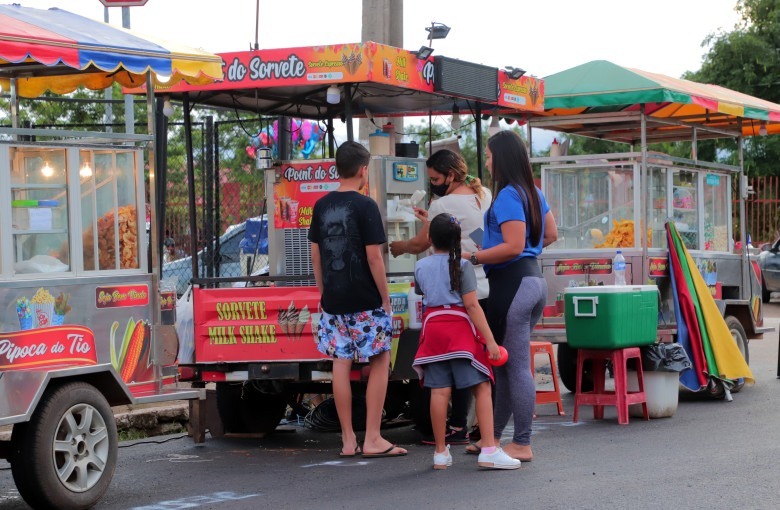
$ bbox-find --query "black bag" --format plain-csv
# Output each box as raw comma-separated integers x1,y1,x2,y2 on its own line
641,343,692,373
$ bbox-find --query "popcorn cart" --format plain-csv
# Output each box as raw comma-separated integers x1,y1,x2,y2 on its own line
157,41,545,439
0,6,222,509
525,60,776,392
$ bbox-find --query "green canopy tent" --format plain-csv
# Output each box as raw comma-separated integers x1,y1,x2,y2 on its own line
529,59,780,143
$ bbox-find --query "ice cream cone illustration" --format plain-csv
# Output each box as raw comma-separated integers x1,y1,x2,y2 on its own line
286,301,299,339
278,306,289,335
295,305,310,340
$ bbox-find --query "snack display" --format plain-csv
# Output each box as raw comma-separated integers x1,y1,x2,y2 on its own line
16,297,32,330
594,220,652,248
82,205,139,270
30,287,55,327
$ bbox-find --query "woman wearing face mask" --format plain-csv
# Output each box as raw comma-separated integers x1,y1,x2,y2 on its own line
390,149,491,445
462,130,557,462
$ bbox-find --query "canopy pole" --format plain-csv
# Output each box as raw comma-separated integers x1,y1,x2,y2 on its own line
122,7,134,135
344,84,354,141
9,78,18,137
738,119,748,298
640,104,648,285
476,104,483,181
183,92,199,287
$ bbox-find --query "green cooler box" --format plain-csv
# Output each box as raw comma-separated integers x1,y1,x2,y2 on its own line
564,285,658,349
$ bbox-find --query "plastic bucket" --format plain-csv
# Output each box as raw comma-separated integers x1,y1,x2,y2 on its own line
627,370,680,418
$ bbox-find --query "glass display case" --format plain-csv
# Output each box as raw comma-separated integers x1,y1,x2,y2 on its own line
672,170,699,250
2,144,144,278
542,162,638,250
10,148,70,273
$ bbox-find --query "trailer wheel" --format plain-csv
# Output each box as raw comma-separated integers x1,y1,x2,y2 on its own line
557,344,593,393
10,382,117,510
215,382,287,434
725,316,749,393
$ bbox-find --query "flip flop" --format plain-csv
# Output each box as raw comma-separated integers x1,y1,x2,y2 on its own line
338,446,362,458
362,445,407,458
464,443,481,455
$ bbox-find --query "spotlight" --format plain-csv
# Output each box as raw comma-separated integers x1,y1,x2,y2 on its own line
759,121,768,136
426,22,451,41
326,85,341,104
415,46,434,60
505,67,526,80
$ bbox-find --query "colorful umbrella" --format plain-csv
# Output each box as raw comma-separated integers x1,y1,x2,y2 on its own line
0,4,223,97
666,222,754,391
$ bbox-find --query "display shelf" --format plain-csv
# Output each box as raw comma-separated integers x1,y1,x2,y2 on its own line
12,229,68,235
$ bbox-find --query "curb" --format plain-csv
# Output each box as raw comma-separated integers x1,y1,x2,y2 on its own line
0,402,191,442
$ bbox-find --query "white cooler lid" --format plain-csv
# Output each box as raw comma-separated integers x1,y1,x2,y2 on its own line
563,285,658,294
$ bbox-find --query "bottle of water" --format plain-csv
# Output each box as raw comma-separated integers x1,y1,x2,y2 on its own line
408,283,424,329
613,250,626,286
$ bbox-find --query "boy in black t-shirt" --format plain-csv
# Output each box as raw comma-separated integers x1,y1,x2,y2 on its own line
309,141,407,459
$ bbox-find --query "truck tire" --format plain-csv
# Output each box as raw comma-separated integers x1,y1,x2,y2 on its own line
725,316,749,393
557,344,593,393
216,382,287,434
10,382,117,510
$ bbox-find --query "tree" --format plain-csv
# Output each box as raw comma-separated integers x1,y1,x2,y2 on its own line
686,0,780,176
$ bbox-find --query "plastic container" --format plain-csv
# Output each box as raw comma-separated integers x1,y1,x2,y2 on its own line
627,370,680,418
369,130,391,156
408,284,423,329
564,285,658,349
613,250,626,286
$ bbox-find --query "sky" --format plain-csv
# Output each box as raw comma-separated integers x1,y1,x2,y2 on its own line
14,0,744,147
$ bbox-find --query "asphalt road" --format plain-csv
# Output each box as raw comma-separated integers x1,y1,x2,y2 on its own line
1,306,779,510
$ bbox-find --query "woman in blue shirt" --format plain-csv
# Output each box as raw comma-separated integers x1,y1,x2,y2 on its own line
462,130,557,462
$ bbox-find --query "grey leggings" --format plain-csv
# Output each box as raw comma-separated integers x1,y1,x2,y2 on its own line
492,276,547,445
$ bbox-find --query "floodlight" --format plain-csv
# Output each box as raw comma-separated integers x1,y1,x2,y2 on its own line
426,22,451,41
505,66,526,80
415,46,434,60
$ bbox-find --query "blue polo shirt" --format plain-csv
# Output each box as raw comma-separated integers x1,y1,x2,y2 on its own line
482,185,550,274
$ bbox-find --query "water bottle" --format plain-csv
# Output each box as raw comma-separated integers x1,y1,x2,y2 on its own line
408,283,424,329
613,250,626,286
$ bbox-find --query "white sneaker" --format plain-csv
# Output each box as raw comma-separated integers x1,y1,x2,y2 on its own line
478,447,521,470
433,445,453,470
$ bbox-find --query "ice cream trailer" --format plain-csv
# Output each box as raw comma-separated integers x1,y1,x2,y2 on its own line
0,6,223,509
157,41,545,439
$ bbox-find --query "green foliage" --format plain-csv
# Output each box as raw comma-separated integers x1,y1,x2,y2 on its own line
686,0,780,176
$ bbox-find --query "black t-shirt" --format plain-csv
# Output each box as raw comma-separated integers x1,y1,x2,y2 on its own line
308,191,387,314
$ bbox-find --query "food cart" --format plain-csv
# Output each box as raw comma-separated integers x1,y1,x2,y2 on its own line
157,41,544,437
519,60,776,391
0,6,222,509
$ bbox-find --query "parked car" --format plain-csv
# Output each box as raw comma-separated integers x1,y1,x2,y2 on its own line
758,238,780,302
162,217,268,296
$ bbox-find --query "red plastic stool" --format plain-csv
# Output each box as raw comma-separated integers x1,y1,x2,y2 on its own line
530,341,565,416
573,347,649,425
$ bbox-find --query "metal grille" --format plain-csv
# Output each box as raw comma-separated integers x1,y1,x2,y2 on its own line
283,228,314,286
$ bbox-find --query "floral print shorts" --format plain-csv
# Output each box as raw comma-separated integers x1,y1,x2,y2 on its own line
317,308,393,360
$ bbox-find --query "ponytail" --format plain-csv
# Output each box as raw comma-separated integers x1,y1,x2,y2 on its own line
430,213,463,294
448,228,462,294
